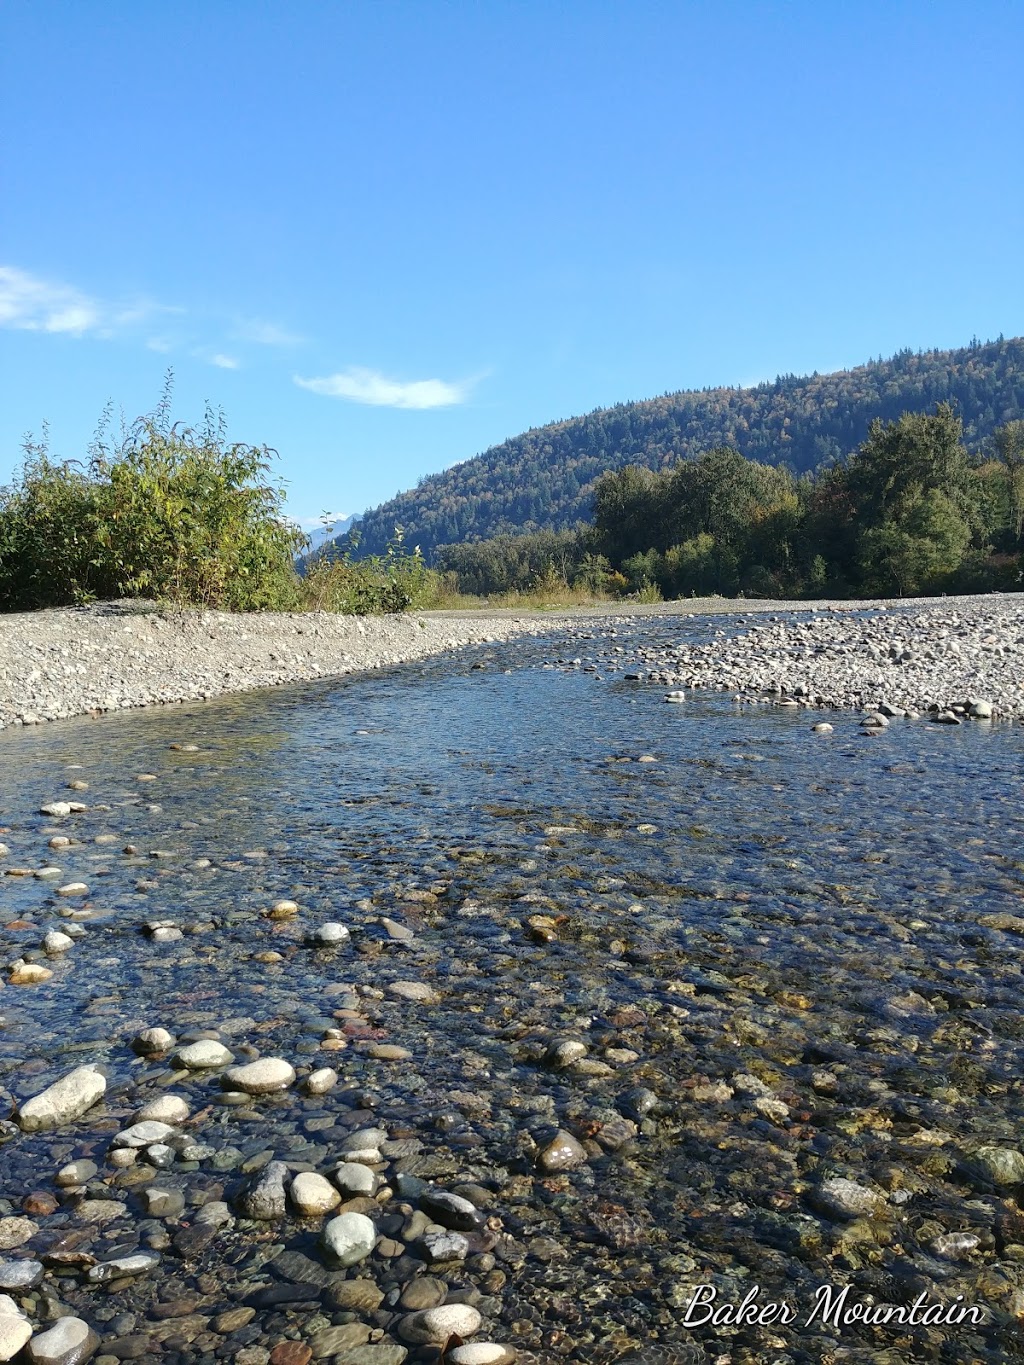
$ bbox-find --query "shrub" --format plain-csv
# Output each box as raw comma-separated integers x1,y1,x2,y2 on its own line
0,394,305,611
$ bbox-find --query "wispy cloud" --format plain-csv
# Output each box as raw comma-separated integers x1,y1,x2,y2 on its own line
209,353,241,370
233,317,304,347
295,366,470,409
0,266,102,335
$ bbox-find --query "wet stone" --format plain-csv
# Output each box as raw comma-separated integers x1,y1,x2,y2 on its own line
26,1316,100,1365
0,1259,43,1290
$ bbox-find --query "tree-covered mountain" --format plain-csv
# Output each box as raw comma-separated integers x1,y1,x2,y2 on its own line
342,337,1023,560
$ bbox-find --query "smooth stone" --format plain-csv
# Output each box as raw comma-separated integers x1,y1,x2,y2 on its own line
17,1064,106,1133
324,1282,385,1313
112,1121,177,1149
26,1316,100,1365
386,982,438,1004
304,1068,338,1095
43,932,74,954
142,1188,185,1218
447,1348,517,1365
966,1146,1024,1186
398,1277,447,1311
135,1096,189,1124
311,923,350,946
39,803,72,817
0,1220,37,1251
399,1304,482,1345
332,1163,377,1197
537,1130,588,1172
0,1314,32,1362
132,1028,175,1055
321,1212,377,1266
419,1190,485,1232
75,1200,128,1226
420,1229,469,1263
9,964,53,985
334,1350,408,1365
56,1160,98,1186
0,1259,43,1290
87,1254,159,1283
290,1172,341,1216
173,1041,233,1069
223,1059,295,1094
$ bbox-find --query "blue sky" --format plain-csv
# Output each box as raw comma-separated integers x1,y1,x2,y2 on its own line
2,1,1021,529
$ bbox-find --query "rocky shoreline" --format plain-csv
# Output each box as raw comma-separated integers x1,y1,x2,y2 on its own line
0,605,555,732
1,593,1022,733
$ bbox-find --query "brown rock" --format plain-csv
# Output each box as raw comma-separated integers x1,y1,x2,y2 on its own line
270,1344,312,1365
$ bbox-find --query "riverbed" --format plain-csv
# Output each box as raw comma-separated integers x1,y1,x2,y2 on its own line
1,619,1023,1364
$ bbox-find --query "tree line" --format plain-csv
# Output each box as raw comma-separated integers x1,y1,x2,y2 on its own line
437,405,1024,599
345,336,1024,560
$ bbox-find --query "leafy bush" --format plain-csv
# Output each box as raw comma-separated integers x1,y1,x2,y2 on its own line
1,391,305,611
300,526,432,614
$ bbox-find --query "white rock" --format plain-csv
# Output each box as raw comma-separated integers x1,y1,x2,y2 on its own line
222,1058,295,1094
447,1346,517,1365
290,1172,341,1216
321,1211,377,1266
17,1064,106,1132
304,1067,338,1095
112,1120,177,1149
400,1304,482,1344
87,1253,159,1283
39,802,72,817
0,1313,32,1362
311,922,350,945
332,1162,377,1197
43,931,74,954
25,1316,99,1364
173,1040,233,1069
135,1095,190,1124
132,1027,176,1054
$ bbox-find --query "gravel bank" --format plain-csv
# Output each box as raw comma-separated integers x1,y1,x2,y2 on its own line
0,604,558,731
2,593,1022,731
595,592,1024,720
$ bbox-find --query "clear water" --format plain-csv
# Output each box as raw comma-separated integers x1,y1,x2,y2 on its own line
1,620,1023,1362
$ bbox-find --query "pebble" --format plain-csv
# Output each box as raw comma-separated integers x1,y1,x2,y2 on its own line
311,923,350,946
17,1065,106,1132
304,1067,338,1094
26,1317,100,1365
223,1058,296,1093
290,1172,341,1215
813,1176,886,1220
173,1040,234,1068
398,1304,482,1345
537,1130,588,1172
135,1095,189,1124
321,1212,377,1266
0,1259,43,1290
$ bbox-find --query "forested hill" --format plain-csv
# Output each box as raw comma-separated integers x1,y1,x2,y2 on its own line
345,337,1024,560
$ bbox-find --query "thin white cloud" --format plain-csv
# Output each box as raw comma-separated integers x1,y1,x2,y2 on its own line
0,266,101,335
234,318,304,347
210,353,241,370
146,336,173,353
294,366,469,409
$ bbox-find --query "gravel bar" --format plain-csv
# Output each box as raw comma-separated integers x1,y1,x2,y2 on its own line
1,592,1022,731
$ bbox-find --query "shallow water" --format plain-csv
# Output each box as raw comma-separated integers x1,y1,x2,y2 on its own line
2,618,1024,1363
